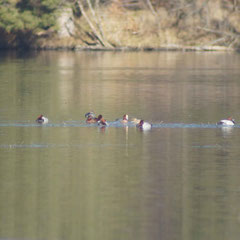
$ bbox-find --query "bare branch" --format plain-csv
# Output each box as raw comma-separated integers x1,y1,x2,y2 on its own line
200,37,227,47
86,0,98,25
187,0,209,17
86,0,105,40
228,37,240,48
76,0,113,48
197,26,240,38
145,0,157,16
76,0,105,46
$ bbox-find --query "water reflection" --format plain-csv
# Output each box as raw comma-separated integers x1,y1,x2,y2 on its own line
1,51,240,240
219,126,234,137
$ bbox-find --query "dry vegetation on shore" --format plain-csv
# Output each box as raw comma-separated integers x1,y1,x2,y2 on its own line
34,0,240,50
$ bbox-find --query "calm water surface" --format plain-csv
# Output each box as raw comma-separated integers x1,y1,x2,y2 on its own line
1,51,240,240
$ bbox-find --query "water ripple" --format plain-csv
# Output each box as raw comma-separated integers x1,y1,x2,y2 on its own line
0,122,239,129
192,144,222,149
0,143,134,149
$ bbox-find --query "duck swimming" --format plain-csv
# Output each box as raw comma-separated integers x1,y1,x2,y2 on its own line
86,116,98,123
85,112,95,119
217,117,235,126
97,115,108,127
136,120,152,130
36,114,48,124
121,114,128,124
85,112,98,123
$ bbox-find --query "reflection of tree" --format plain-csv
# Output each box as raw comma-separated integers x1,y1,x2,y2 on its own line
54,51,240,124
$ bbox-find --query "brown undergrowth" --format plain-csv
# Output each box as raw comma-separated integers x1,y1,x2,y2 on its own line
36,0,240,51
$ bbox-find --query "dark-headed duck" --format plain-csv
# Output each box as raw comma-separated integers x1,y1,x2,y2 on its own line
136,120,152,130
36,114,48,124
121,114,129,124
97,115,108,127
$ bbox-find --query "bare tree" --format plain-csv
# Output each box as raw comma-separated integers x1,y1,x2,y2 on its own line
76,0,112,47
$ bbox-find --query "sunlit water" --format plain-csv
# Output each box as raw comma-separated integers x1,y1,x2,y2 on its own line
1,51,240,240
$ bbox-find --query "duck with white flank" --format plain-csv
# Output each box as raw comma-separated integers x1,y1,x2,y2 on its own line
217,117,235,126
136,120,152,130
97,115,108,127
36,114,48,124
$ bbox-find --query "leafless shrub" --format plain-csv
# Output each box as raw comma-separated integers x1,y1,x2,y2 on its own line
70,0,240,49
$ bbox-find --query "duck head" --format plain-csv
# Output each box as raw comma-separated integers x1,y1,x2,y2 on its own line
228,117,235,123
123,114,128,121
139,120,144,126
85,112,95,118
36,114,43,121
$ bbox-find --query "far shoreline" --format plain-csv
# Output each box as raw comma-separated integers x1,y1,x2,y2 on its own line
32,45,239,52
1,45,239,53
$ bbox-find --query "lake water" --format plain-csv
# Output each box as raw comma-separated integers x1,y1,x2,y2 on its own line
0,51,240,240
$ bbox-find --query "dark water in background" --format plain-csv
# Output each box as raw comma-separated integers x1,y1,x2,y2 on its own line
0,51,240,240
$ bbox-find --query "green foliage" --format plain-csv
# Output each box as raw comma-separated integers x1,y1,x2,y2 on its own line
0,0,61,48
16,0,60,13
0,0,61,32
